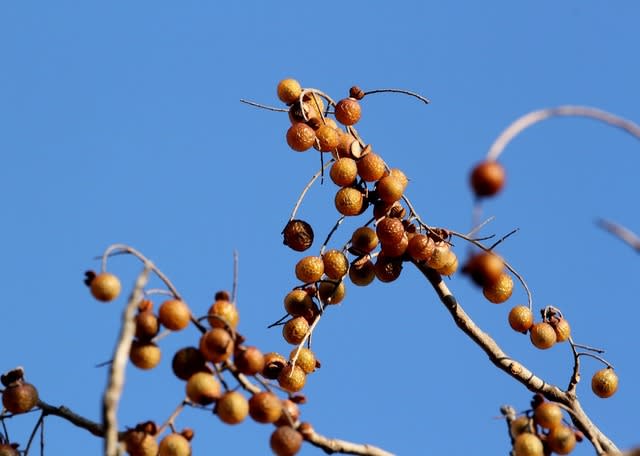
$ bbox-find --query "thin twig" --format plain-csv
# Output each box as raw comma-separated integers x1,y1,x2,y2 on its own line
466,216,496,238
239,99,289,112
487,105,640,161
24,412,44,455
102,265,150,456
155,400,190,436
290,314,322,372
597,219,640,252
363,88,430,105
232,250,239,304
303,426,395,456
289,161,334,221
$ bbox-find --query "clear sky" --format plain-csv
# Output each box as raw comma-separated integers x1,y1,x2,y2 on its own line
1,2,639,455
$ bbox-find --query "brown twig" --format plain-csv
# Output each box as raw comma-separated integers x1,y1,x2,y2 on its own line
303,426,395,456
102,265,150,456
155,399,190,437
24,412,44,455
37,399,113,438
412,261,619,455
363,88,430,105
290,314,322,372
239,99,289,112
289,161,334,221
232,250,239,305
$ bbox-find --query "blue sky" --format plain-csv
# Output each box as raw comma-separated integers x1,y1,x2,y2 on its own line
1,2,639,455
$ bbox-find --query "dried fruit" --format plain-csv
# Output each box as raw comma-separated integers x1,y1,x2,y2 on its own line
130,340,161,370
350,227,378,254
470,160,506,197
90,272,121,302
318,281,346,305
124,429,159,456
172,347,208,380
348,259,376,286
207,298,239,329
275,399,300,427
529,322,557,350
322,250,349,279
135,310,160,340
286,123,316,152
290,347,316,374
186,372,221,405
463,252,504,287
334,187,365,216
277,79,302,104
295,256,324,283
158,432,191,456
513,432,543,456
534,401,563,429
234,346,265,376
270,426,303,456
199,328,234,363
547,425,577,455
374,254,403,283
551,317,571,342
249,391,283,423
426,243,452,270
158,299,191,331
376,217,405,245
283,219,314,252
1,382,38,414
283,317,310,345
357,152,386,182
334,98,361,126
284,289,314,317
407,234,435,262
376,175,404,203
262,352,287,380
216,391,249,425
278,365,306,392
591,368,618,398
508,306,534,333
314,124,340,152
482,272,513,304
330,158,358,186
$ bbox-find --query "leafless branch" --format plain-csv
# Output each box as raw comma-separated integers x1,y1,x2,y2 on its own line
597,219,640,252
303,427,395,456
102,265,150,456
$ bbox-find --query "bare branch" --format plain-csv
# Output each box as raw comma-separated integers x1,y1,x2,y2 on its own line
102,266,150,456
303,427,395,456
597,219,640,252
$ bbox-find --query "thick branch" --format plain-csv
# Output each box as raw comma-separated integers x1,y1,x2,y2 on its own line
37,399,126,439
304,428,395,456
412,261,620,455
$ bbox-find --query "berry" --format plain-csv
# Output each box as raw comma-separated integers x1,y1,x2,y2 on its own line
529,322,557,349
270,426,303,456
90,272,121,302
262,352,287,380
373,200,406,220
216,391,249,425
591,368,618,398
249,391,283,424
283,317,309,345
407,234,435,262
295,256,324,283
374,254,403,283
380,234,408,258
463,252,504,287
357,152,386,182
547,425,577,455
135,310,160,340
172,347,208,381
234,346,265,376
199,328,234,363
482,272,513,304
509,416,532,436
551,317,571,342
286,123,316,152
130,340,161,370
207,298,239,329
388,168,409,190
318,281,346,305
513,433,543,456
534,401,563,429
322,250,349,279
376,217,405,245
278,365,306,392
0,444,19,456
334,187,365,216
330,158,358,186
1,382,38,414
290,347,316,374
348,259,376,286
283,219,314,252
158,299,191,331
508,306,534,333
314,124,340,152
470,160,506,197
437,250,458,276
350,227,378,254
124,430,159,456
426,243,452,270
284,289,314,317
376,175,404,203
334,98,361,126
277,79,302,104
158,433,191,456
186,372,221,405
275,399,300,427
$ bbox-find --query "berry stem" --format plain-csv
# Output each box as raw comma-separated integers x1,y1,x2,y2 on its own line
289,314,322,374
239,98,289,112
289,161,333,221
362,88,430,105
155,399,190,437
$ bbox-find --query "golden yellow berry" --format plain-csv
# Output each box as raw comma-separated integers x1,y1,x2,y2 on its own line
513,433,543,456
334,98,361,126
90,272,121,302
290,347,316,374
318,281,346,305
377,175,404,203
199,328,234,363
334,187,365,216
130,340,161,370
534,401,563,429
282,317,309,345
295,256,324,283
591,368,618,398
286,123,316,152
158,299,191,331
529,322,557,349
482,272,513,304
1,383,38,414
322,250,349,279
249,391,282,424
277,79,302,104
207,299,239,329
357,152,386,182
216,391,248,425
350,227,378,254
186,372,221,405
470,160,506,197
330,158,358,186
508,306,534,333
158,432,191,456
547,425,577,455
278,365,306,392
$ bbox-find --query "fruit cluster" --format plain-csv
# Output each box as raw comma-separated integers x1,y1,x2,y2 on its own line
510,395,581,456
84,259,308,456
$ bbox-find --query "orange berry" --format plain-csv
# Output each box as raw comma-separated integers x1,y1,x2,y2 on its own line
290,347,316,374
158,432,191,456
314,124,340,152
171,346,208,380
130,340,162,370
199,328,234,363
426,243,452,270
278,365,306,392
277,79,302,104
357,152,386,182
529,322,557,349
407,234,435,262
380,234,408,258
508,306,534,333
318,281,346,305
233,346,265,376
283,289,314,317
591,368,618,398
286,123,316,152
534,401,563,429
374,254,403,283
437,250,458,276
1,382,38,414
216,391,248,425
322,249,349,279
463,252,504,287
270,426,303,456
470,160,506,197
295,256,324,283
482,272,513,304
90,272,121,302
135,310,160,341
249,391,283,424
186,372,221,405
207,299,239,329
348,259,376,286
376,175,404,203
125,430,159,456
334,187,365,216
547,425,577,455
513,433,543,456
551,318,571,342
330,158,358,186
376,217,405,245
334,98,361,126
282,317,309,345
158,299,191,331
350,226,378,254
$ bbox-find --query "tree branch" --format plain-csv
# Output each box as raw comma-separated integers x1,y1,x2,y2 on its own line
304,427,395,456
412,261,620,455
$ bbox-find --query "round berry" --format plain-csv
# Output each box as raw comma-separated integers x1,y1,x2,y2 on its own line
513,433,543,456
591,368,618,398
463,252,504,287
314,124,340,152
350,227,378,254
547,425,577,455
290,347,316,374
470,160,506,197
348,259,376,286
158,432,191,456
262,352,287,380
529,322,557,349
216,391,248,425
334,98,361,126
322,249,349,280
130,340,162,370
249,391,282,424
199,328,234,363
158,299,191,331
284,289,314,317
551,317,571,342
374,254,403,283
207,298,239,329
186,372,221,405
357,152,386,182
376,217,405,245
234,346,265,376
295,256,324,283
278,365,306,392
407,234,435,262
1,382,38,414
482,272,514,304
270,426,303,456
135,310,160,341
90,272,121,302
286,123,316,152
172,346,208,381
318,281,346,305
534,401,562,429
277,79,302,104
283,317,309,345
334,187,365,216
283,219,314,252
376,175,404,203
330,158,358,186
508,306,534,333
